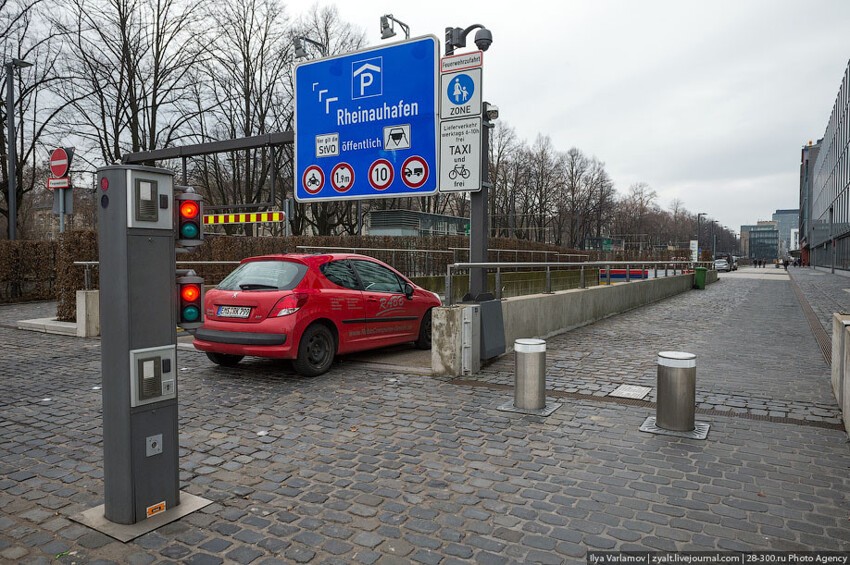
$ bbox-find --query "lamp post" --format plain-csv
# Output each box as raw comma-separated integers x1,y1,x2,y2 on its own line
293,36,327,58
5,58,31,241
380,14,410,40
696,212,706,259
444,23,493,299
712,221,717,260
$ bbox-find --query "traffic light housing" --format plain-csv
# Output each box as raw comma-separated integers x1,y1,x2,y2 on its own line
174,187,203,248
177,274,204,331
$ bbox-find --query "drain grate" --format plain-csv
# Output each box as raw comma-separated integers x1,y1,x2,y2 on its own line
639,416,710,440
449,379,845,430
789,277,831,364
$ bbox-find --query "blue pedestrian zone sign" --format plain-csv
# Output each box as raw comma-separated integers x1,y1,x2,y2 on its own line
294,36,439,202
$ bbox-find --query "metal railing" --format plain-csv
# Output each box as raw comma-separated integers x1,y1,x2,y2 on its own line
74,261,240,290
445,260,711,305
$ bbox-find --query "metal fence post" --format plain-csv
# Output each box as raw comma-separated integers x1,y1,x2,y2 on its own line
580,265,585,289
545,266,552,293
626,263,631,282
496,268,502,299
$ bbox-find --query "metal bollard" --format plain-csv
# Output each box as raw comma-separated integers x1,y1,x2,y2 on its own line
514,338,547,410
656,351,696,431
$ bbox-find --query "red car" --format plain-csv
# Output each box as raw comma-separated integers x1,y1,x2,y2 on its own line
193,254,441,377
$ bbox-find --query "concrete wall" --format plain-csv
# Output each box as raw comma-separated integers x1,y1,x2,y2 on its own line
433,273,701,376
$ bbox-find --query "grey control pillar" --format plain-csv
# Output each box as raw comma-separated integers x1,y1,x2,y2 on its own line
655,351,696,431
97,165,179,524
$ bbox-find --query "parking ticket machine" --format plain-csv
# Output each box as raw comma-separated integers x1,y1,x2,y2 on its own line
97,165,179,525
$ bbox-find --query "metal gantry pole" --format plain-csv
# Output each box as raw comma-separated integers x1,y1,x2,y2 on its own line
6,63,17,241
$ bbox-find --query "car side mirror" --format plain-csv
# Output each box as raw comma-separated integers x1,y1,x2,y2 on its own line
403,283,414,299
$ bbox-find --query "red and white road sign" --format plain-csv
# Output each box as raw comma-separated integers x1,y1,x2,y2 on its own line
47,177,71,190
401,155,429,189
302,165,325,195
330,162,354,193
368,159,394,191
49,148,69,178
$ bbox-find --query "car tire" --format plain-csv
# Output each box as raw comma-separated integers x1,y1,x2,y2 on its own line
293,323,335,377
414,309,432,350
206,352,244,367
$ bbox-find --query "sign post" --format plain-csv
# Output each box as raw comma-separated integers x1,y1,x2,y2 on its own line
294,36,439,202
48,147,74,233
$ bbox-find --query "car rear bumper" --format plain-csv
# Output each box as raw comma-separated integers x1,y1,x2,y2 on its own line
195,328,287,346
193,328,294,359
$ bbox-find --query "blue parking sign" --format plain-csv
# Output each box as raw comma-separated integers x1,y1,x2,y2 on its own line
294,36,439,202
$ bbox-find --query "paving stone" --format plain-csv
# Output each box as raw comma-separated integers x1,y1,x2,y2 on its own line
226,545,264,564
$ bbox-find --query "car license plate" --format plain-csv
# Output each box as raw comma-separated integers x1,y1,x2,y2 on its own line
218,306,251,318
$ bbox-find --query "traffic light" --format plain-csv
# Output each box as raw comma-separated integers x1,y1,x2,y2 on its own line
177,273,204,331
174,187,203,248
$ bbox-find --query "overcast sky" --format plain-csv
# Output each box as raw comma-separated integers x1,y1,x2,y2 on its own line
289,0,850,234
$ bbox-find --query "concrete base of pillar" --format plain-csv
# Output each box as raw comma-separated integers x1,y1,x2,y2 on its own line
76,290,100,337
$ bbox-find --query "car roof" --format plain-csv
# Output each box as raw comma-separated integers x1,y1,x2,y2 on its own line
240,253,380,268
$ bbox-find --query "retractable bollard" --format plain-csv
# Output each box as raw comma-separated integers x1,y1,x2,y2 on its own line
638,351,709,439
496,338,560,416
515,338,547,410
656,351,696,431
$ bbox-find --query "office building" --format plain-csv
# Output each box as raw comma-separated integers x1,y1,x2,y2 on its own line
799,141,821,265
741,222,779,260
808,60,850,270
771,209,799,257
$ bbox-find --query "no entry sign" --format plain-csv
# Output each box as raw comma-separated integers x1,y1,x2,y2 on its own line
49,148,71,178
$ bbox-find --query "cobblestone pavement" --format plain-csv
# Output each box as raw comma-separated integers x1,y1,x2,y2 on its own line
1,271,850,564
477,268,841,424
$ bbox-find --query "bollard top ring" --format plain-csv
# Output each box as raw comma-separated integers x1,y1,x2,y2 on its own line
515,338,546,353
657,351,696,368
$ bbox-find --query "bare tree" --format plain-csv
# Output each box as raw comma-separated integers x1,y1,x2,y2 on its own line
52,0,209,168
1,0,73,237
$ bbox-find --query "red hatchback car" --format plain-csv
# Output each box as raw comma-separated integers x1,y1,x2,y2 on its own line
193,254,441,376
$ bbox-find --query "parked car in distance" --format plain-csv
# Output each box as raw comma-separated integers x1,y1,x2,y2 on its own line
714,259,731,272
192,254,442,377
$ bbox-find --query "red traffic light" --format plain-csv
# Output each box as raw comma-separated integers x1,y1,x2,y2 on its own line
180,201,200,219
181,284,201,302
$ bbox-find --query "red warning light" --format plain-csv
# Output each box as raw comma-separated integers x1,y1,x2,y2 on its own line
180,201,200,219
180,284,201,302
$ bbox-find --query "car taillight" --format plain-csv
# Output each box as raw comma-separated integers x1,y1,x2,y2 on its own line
270,293,308,317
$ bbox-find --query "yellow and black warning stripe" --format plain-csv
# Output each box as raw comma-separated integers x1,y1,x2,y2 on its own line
203,212,285,225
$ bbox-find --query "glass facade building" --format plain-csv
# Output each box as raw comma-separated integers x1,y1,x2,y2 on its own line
809,61,850,269
771,209,799,257
741,223,779,261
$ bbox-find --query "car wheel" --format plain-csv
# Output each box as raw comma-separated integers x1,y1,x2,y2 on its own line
206,352,244,367
293,323,335,377
414,309,432,350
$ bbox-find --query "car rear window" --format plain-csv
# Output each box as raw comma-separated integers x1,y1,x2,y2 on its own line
217,260,307,291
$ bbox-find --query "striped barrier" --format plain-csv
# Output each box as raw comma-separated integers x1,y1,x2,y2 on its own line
203,211,285,225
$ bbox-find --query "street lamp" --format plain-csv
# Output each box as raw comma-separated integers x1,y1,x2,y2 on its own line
696,212,706,258
5,58,31,241
293,36,327,59
444,23,493,299
380,14,410,40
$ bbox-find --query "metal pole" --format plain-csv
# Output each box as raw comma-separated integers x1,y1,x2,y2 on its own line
59,188,65,233
6,63,17,240
181,156,188,185
469,113,491,300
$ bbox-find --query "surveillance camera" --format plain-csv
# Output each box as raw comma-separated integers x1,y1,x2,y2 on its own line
485,103,499,121
474,28,492,51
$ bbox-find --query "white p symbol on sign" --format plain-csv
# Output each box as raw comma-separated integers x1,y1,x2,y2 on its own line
352,57,382,99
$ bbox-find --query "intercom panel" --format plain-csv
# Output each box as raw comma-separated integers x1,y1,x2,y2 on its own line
126,171,173,230
129,345,177,407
